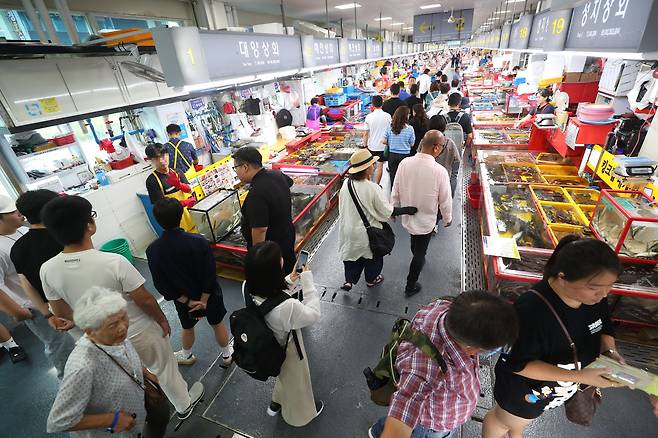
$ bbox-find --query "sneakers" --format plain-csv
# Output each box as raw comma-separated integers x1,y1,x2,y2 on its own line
174,349,197,365
368,426,376,438
177,381,204,420
266,401,281,417
8,346,27,363
404,282,422,297
221,341,234,367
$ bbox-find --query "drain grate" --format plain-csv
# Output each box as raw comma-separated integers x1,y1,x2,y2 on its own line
461,154,485,292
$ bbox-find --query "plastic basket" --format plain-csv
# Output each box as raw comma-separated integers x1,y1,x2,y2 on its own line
100,238,133,263
51,133,75,146
360,93,373,106
110,155,134,170
343,85,357,94
466,184,481,209
324,93,347,107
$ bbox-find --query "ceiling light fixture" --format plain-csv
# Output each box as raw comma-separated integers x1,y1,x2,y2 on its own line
505,0,525,3
420,3,442,9
374,17,392,21
335,3,361,9
391,22,405,25
404,26,413,30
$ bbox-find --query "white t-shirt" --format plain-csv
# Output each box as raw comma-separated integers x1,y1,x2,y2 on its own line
418,74,432,94
364,109,392,152
41,249,150,337
0,227,31,308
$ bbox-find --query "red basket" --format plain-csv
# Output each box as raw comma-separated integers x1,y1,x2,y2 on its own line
466,183,481,209
109,155,134,170
51,133,75,146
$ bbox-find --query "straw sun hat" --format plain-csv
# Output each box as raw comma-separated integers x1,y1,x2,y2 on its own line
348,149,379,174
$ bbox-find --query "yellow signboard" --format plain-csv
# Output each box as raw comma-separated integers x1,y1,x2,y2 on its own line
39,97,60,113
587,145,652,193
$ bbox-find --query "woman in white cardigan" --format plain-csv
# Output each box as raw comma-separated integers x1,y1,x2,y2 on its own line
245,241,322,427
338,149,417,291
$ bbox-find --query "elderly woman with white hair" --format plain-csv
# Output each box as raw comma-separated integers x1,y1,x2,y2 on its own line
47,287,155,437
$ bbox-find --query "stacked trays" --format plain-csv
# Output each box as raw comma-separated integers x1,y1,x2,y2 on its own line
577,103,615,124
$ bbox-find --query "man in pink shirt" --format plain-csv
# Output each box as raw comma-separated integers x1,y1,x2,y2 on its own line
391,130,453,297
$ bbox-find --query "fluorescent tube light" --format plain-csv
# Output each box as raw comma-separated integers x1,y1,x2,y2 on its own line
391,22,405,25
420,3,441,9
335,3,361,9
374,17,392,21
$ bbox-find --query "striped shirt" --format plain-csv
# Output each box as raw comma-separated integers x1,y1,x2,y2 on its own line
388,300,480,432
384,125,415,154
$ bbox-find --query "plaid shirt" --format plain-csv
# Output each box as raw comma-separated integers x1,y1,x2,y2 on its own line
388,301,481,431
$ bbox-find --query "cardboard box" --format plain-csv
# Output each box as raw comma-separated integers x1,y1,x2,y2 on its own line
564,72,582,83
563,72,603,84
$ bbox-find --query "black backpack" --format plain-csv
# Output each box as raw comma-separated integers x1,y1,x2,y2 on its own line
230,285,303,381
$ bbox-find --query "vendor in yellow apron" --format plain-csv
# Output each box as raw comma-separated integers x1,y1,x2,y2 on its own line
145,143,197,233
166,138,197,181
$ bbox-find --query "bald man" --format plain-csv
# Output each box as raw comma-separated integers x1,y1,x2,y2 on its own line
391,130,453,297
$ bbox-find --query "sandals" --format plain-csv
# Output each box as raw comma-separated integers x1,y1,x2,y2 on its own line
341,283,353,291
367,275,384,288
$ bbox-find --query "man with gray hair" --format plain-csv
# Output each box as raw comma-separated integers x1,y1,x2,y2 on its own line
391,130,453,297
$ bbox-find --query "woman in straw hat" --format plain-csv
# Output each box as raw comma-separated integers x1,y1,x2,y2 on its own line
338,149,417,291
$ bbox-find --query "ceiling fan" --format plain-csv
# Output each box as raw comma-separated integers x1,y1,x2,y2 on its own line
447,7,455,23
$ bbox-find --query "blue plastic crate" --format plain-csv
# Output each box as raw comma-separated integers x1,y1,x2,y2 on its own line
343,85,357,94
346,92,362,101
324,93,347,107
360,93,373,106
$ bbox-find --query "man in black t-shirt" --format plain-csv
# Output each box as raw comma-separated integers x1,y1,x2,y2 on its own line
232,147,296,274
382,83,407,117
10,189,75,377
446,92,474,148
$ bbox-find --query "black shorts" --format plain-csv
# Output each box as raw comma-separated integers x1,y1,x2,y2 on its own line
174,292,227,329
369,149,388,162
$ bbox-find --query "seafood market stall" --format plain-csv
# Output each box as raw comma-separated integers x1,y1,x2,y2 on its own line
472,127,530,158
477,150,658,349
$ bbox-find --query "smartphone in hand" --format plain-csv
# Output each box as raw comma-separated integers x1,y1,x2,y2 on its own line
296,250,310,273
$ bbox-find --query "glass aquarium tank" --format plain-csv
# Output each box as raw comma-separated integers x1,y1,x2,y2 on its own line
188,189,241,242
590,190,658,263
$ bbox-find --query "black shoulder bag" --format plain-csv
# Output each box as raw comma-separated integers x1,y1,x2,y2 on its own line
529,290,602,426
347,180,395,257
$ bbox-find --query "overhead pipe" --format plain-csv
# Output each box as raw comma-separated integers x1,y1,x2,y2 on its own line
54,0,81,44
33,0,61,44
325,0,329,37
20,0,48,43
280,0,287,30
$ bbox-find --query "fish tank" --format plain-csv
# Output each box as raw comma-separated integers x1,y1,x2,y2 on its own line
590,190,658,264
188,189,241,242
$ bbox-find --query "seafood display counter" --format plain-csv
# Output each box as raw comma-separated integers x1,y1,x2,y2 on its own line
472,110,520,128
472,127,530,158
477,150,658,348
212,169,342,276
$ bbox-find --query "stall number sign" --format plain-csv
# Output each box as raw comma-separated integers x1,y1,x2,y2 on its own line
302,36,340,67
367,40,382,59
565,0,655,51
528,9,572,51
509,14,533,49
199,32,303,80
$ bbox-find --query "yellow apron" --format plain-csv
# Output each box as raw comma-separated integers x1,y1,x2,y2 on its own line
153,171,197,233
167,139,197,181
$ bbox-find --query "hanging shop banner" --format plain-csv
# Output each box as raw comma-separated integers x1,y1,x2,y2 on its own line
339,38,366,63
301,36,340,68
565,0,658,52
489,28,502,49
367,39,382,58
393,42,402,55
499,24,512,49
152,27,211,87
413,9,474,42
528,9,572,51
199,31,303,81
509,14,534,50
383,41,393,57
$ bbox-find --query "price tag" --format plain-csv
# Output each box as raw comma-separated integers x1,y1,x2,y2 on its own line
528,9,573,51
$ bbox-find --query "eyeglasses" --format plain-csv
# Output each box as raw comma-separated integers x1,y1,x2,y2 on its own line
232,164,244,171
90,210,97,219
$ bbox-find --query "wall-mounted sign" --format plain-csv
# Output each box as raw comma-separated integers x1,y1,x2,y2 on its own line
413,9,474,42
393,42,402,55
199,31,303,81
339,38,366,63
301,36,340,68
499,24,512,49
528,9,572,51
367,39,382,59
489,28,502,49
565,0,658,52
509,14,534,50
